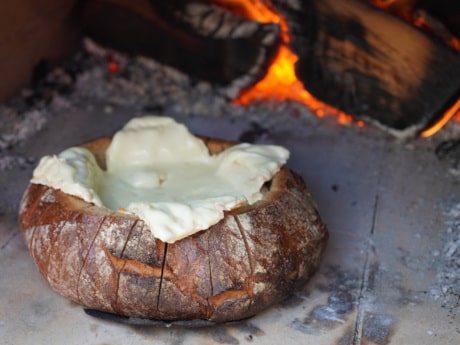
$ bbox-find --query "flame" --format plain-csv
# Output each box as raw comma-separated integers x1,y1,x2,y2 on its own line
420,98,460,137
214,0,360,126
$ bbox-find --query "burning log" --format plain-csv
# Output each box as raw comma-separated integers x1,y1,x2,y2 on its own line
294,0,460,135
83,0,280,92
82,0,460,136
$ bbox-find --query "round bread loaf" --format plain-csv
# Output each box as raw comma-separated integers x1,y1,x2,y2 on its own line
19,135,328,324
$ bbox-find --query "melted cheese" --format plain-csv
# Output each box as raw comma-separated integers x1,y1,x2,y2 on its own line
31,116,289,243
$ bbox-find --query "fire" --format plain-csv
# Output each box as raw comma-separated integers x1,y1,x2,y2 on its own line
214,0,362,127
420,98,460,138
217,0,457,136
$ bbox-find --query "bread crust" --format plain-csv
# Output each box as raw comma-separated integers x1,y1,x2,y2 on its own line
19,136,328,323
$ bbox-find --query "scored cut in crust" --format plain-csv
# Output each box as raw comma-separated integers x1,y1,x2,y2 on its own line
19,136,328,323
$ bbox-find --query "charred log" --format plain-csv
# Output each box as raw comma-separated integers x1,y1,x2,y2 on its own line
293,0,460,135
83,0,280,87
367,0,460,38
82,0,460,136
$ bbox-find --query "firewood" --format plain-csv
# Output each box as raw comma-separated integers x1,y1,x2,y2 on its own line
83,0,460,136
83,0,280,88
291,0,460,136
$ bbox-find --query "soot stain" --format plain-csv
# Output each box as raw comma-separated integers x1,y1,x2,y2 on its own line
362,312,395,345
396,285,423,306
128,324,158,337
376,265,425,307
234,321,266,340
287,265,360,335
30,298,52,318
315,265,361,293
129,324,187,345
328,291,354,315
366,261,380,292
303,290,355,330
20,296,56,329
238,122,268,143
289,318,321,336
436,139,460,173
209,326,240,345
281,294,307,309
336,325,355,345
169,328,186,345
397,246,428,272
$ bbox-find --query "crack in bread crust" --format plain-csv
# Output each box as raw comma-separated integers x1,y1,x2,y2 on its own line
19,136,329,323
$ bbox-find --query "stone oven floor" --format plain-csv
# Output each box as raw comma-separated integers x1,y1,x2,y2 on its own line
1,104,459,345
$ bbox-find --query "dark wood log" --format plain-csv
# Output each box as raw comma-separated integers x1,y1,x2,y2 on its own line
82,0,460,135
292,0,460,135
82,0,280,87
368,0,460,38
419,0,460,37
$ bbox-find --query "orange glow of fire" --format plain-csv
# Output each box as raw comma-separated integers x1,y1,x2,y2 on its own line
420,98,460,137
217,0,458,136
214,0,363,127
